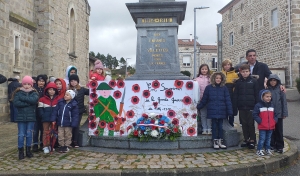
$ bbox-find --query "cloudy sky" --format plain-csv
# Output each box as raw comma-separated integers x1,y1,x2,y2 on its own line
89,0,231,66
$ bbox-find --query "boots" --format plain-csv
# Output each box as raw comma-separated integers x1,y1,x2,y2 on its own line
18,147,24,160
213,139,219,149
26,146,33,158
32,144,38,152
218,139,227,149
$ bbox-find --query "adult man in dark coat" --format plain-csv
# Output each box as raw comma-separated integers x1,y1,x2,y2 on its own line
8,76,22,122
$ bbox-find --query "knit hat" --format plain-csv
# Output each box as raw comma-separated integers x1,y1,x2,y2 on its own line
66,90,76,99
94,60,104,69
69,74,79,83
22,75,33,86
36,74,48,83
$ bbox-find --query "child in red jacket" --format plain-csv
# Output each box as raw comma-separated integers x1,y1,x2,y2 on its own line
253,90,279,156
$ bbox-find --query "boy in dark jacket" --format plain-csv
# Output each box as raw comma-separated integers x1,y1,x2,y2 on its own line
267,74,288,153
51,90,79,153
233,64,259,149
253,90,279,156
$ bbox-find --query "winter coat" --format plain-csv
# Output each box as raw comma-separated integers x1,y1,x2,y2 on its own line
50,98,79,127
197,72,233,119
64,65,77,88
222,67,238,101
12,88,39,122
69,86,89,115
7,78,21,101
195,75,210,100
90,72,105,81
253,90,279,130
267,74,288,118
55,78,67,100
38,83,60,122
233,75,259,115
0,74,7,84
33,84,45,98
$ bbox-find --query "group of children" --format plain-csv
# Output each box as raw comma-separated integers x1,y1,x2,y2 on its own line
12,60,108,160
196,59,288,156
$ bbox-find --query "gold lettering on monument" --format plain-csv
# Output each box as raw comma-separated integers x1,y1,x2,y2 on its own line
142,18,173,23
147,32,168,65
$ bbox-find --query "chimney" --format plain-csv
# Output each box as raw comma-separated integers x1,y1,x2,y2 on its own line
190,34,193,42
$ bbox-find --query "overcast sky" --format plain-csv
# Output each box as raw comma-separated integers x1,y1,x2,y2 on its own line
89,0,231,66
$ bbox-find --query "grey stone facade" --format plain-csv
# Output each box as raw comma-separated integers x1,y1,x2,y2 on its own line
218,0,299,87
0,0,90,120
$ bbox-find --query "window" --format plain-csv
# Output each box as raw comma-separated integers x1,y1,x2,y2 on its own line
211,57,217,70
240,26,244,35
229,32,234,46
258,16,263,28
69,8,76,55
14,32,21,67
250,21,254,31
183,56,191,66
229,8,233,22
271,8,278,27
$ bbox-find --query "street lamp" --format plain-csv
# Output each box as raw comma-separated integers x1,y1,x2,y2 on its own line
194,6,209,78
125,58,131,78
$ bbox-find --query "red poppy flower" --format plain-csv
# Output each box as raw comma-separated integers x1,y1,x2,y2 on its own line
150,119,155,124
117,80,125,88
122,118,126,122
133,130,138,136
185,81,193,90
99,120,106,129
89,102,95,107
165,89,173,98
92,88,96,93
120,130,124,135
160,120,165,125
93,130,99,136
174,80,184,89
172,118,179,126
107,122,115,130
89,115,96,122
183,113,189,118
142,113,148,118
93,99,98,105
126,110,135,118
90,92,98,100
132,84,140,93
192,113,197,119
89,121,97,130
109,80,116,88
127,126,132,132
187,127,196,136
143,90,150,98
152,80,160,89
89,80,98,89
113,90,122,99
173,128,179,133
89,109,94,113
131,96,140,105
153,102,158,109
166,129,171,134
167,109,176,118
152,126,157,130
182,96,192,105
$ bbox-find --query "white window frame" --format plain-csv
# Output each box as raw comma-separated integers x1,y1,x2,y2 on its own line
13,31,21,67
229,32,234,46
271,8,279,28
183,55,191,67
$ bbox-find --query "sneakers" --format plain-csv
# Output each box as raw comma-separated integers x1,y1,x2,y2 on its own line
256,150,265,156
73,141,79,148
43,147,49,154
207,130,212,135
265,149,273,155
60,146,69,153
241,141,249,148
213,139,219,149
218,139,227,149
276,149,283,154
32,144,39,152
202,131,208,135
248,142,255,149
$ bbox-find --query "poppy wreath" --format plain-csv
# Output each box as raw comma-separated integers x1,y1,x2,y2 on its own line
128,113,182,141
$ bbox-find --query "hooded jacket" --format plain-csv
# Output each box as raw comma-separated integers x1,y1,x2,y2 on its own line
222,67,238,101
267,74,288,118
55,78,67,100
38,83,60,122
253,90,279,130
64,65,77,87
197,72,233,119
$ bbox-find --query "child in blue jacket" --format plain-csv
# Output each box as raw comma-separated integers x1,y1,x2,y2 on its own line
51,90,79,153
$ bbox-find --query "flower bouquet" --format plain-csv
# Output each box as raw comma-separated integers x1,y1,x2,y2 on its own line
128,113,182,141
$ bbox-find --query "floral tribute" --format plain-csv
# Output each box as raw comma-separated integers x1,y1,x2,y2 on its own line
128,113,182,141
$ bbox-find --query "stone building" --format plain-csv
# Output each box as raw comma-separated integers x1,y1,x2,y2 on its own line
218,0,299,87
178,39,217,78
0,0,90,120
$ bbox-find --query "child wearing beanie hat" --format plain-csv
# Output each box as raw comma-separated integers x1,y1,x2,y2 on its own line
51,89,79,153
12,75,39,160
90,60,106,81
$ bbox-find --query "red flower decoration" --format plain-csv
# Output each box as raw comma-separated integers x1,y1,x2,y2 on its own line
113,90,122,99
89,80,98,89
152,80,160,89
127,126,132,132
90,92,98,100
132,84,140,93
172,118,179,126
192,113,197,119
109,80,116,88
187,127,196,136
152,126,157,130
173,128,179,133
89,102,95,107
143,90,151,98
117,80,125,88
131,96,140,105
182,96,192,105
89,115,96,122
185,81,193,90
174,80,184,89
150,119,155,124
122,118,126,122
167,109,176,118
166,129,171,134
153,102,158,109
126,110,135,118
107,122,115,130
92,88,96,93
133,130,138,136
99,120,106,129
183,113,189,118
93,99,98,104
89,109,94,113
89,121,97,130
165,89,173,98
93,130,99,136
160,120,165,125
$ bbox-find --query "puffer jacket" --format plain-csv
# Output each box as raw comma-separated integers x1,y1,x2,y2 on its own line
12,88,39,122
197,72,233,119
195,74,210,100
69,86,89,115
222,67,238,101
267,74,288,118
253,90,279,130
38,83,60,122
50,98,79,127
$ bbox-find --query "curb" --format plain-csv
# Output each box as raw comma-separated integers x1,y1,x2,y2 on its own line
1,139,298,176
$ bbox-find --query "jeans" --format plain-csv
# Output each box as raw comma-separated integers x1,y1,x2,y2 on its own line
9,103,17,122
200,106,211,131
33,118,43,145
18,122,35,148
257,130,273,151
212,119,223,139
